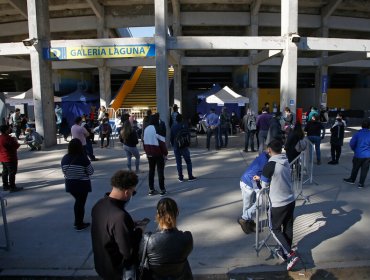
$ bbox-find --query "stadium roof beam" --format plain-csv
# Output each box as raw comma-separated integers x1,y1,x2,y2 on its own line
323,52,368,66
86,0,104,20
322,0,343,24
8,0,28,19
252,50,282,65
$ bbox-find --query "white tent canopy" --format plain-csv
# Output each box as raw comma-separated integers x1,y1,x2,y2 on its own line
206,86,249,105
6,88,61,106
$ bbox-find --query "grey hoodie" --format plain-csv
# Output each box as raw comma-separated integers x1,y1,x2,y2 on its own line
261,153,295,207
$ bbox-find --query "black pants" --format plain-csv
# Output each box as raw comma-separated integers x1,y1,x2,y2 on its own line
330,144,342,162
349,157,370,185
269,201,295,256
1,161,18,188
70,191,88,226
148,156,165,191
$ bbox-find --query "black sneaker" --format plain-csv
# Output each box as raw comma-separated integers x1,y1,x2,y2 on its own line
287,250,299,271
188,176,197,182
178,177,184,183
75,223,90,232
358,183,364,189
3,185,10,191
328,160,337,165
148,190,159,196
343,178,355,184
159,190,167,196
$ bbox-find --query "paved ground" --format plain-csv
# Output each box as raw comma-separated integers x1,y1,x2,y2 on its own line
0,128,369,279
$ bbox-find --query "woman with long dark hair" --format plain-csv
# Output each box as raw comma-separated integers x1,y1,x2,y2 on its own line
139,198,193,280
121,120,141,173
285,122,305,163
61,138,94,231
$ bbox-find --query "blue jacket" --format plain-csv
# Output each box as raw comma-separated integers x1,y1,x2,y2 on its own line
240,152,269,189
350,128,370,158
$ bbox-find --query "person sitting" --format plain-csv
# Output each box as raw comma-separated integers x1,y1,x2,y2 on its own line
24,128,43,151
139,198,193,280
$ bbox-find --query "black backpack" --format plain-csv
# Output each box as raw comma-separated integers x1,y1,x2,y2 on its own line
175,127,191,149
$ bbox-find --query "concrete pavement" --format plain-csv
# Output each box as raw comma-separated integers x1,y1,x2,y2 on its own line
0,129,369,279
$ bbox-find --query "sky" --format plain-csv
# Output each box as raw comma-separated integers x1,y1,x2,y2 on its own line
129,27,155,37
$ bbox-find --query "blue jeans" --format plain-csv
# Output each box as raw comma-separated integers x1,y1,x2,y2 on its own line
206,127,220,150
258,130,268,154
124,145,140,171
219,127,229,147
240,181,258,220
84,140,96,160
308,135,322,162
173,147,193,179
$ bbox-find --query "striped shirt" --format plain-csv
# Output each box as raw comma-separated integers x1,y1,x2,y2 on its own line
61,154,94,193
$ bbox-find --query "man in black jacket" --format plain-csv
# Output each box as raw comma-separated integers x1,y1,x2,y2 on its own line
91,170,146,280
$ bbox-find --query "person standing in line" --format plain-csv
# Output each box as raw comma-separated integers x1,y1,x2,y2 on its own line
0,125,22,192
11,108,22,140
205,108,220,151
71,116,90,153
328,113,345,165
304,114,325,165
143,113,168,196
170,104,179,127
230,111,239,134
61,138,94,231
256,107,272,154
219,107,231,148
237,151,269,234
99,117,112,148
81,115,98,161
121,120,141,173
343,119,370,189
55,104,63,132
170,113,197,183
285,122,305,163
97,106,106,124
259,140,299,271
91,170,147,280
241,109,257,153
139,197,193,280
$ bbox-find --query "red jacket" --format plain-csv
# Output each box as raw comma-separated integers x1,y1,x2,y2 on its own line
0,134,20,162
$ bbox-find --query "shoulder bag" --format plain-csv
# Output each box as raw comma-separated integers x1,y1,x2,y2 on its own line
138,233,152,280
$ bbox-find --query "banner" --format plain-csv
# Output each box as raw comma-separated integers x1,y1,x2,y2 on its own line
43,44,155,60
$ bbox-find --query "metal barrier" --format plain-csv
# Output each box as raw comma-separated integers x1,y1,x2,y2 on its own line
301,138,315,185
0,194,10,251
107,107,157,120
254,188,273,256
254,149,311,256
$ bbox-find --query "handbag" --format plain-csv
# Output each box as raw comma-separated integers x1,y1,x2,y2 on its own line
137,233,152,280
295,138,307,152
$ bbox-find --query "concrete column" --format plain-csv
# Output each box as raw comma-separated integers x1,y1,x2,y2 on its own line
98,66,111,108
248,6,259,114
249,64,259,113
280,0,298,113
173,64,182,112
155,0,169,137
97,12,111,108
316,26,329,108
27,0,56,147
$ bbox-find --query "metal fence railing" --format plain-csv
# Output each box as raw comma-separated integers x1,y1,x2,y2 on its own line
0,194,10,251
254,147,313,256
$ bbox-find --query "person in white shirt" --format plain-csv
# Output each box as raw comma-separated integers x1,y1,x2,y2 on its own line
71,116,90,147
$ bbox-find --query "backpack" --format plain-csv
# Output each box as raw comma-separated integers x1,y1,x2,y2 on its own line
175,128,191,149
247,115,257,131
101,123,110,135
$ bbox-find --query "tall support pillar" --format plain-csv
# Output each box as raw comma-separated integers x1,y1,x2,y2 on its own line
97,11,111,108
99,66,111,108
173,64,182,112
248,1,260,114
155,0,169,136
280,0,298,113
316,26,329,108
27,0,56,147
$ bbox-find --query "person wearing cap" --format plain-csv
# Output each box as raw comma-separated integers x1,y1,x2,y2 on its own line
170,104,179,128
24,128,43,151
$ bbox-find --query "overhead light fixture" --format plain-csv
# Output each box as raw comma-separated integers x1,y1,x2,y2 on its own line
290,34,301,43
22,37,38,47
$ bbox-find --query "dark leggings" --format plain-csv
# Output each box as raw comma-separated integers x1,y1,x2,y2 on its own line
70,191,88,226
